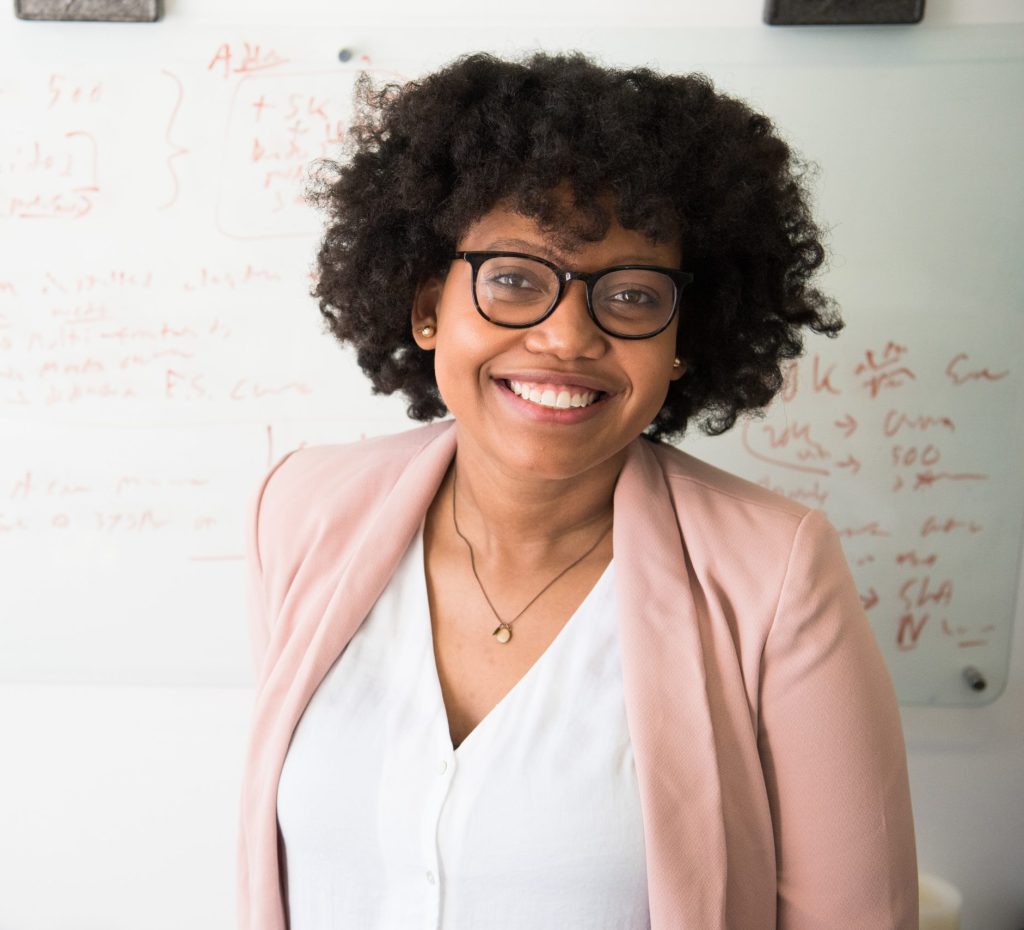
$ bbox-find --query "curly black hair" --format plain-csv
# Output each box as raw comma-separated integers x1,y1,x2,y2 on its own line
310,50,842,442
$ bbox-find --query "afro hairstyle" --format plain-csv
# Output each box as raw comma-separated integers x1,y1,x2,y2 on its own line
309,50,842,442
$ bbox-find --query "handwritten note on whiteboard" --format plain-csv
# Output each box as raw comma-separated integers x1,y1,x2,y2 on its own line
0,23,1021,702
686,306,1023,706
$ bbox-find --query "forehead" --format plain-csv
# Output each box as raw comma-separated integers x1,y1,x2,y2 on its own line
458,197,682,268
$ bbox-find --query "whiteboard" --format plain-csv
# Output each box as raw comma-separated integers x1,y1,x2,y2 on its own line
1,21,1021,705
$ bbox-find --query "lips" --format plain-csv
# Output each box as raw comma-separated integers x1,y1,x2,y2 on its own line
490,372,615,394
492,376,612,423
506,379,603,409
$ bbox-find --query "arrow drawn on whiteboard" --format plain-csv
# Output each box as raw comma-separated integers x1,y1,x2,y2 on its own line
834,413,857,438
912,470,989,490
835,454,861,474
859,587,879,610
159,70,190,210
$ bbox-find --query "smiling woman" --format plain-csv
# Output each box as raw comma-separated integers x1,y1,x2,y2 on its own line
237,51,919,930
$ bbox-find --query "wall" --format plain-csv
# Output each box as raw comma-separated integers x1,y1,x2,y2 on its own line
0,1,1021,928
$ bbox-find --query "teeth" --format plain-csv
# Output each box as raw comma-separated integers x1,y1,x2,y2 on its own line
508,380,600,409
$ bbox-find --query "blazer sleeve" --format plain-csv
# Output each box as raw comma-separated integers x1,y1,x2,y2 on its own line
757,508,919,930
244,448,302,680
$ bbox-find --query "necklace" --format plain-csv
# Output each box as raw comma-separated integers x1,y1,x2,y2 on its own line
451,463,611,645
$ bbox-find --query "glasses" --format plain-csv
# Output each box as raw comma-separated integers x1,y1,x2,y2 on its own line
451,251,694,340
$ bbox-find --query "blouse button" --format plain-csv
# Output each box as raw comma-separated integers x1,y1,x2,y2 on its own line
438,759,448,774
426,869,436,885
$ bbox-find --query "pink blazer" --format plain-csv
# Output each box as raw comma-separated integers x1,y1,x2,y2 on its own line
237,418,918,929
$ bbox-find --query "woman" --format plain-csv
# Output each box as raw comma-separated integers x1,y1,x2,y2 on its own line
237,52,918,929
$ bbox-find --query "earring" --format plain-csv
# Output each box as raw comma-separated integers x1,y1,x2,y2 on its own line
672,357,681,368
420,325,435,337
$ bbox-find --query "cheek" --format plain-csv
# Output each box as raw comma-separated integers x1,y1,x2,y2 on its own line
430,342,459,411
638,373,673,417
430,292,468,405
430,328,491,413
631,350,676,416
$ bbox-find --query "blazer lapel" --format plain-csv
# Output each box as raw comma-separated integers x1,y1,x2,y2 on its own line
247,422,458,929
614,437,728,929
301,423,458,695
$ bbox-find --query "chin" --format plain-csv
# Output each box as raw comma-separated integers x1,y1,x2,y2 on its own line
498,436,631,482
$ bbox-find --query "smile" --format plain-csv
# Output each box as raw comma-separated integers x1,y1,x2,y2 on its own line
506,379,604,409
493,378,612,425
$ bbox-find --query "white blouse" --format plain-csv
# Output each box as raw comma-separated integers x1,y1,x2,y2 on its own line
276,518,650,929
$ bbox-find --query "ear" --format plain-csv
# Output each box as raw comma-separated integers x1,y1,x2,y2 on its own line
411,277,444,350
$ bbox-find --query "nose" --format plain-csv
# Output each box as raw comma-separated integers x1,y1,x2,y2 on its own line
522,280,607,360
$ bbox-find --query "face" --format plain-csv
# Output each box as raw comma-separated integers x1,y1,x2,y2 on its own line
412,198,686,482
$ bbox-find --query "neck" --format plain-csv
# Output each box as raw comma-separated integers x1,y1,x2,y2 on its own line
438,428,626,569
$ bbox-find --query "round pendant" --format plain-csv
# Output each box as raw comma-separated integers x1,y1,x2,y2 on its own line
492,624,512,644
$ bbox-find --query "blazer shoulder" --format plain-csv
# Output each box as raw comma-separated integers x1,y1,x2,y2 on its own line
267,420,450,492
253,420,453,549
643,439,848,642
647,438,811,524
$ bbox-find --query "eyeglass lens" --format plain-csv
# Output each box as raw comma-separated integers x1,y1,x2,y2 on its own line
475,255,676,337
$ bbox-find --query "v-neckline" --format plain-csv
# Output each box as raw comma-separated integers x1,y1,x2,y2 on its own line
416,523,614,755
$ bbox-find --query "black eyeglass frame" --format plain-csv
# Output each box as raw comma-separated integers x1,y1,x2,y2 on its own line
451,251,694,340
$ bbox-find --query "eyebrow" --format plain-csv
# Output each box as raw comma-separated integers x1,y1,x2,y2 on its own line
484,238,564,261
483,238,666,267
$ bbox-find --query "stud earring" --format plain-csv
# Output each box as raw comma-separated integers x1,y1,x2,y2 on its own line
672,357,681,368
420,325,435,337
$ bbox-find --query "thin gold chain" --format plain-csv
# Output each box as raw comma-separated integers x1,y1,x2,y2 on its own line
451,462,610,643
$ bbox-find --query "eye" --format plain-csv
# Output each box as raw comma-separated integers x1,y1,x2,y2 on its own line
491,272,540,291
479,261,553,301
595,270,675,317
608,288,656,305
